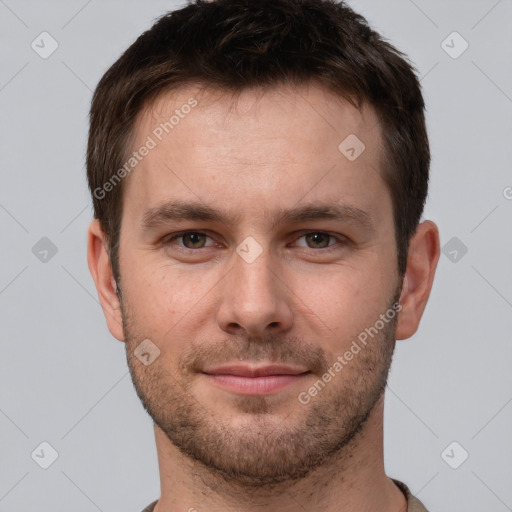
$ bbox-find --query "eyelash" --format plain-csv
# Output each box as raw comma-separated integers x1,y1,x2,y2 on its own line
161,231,349,252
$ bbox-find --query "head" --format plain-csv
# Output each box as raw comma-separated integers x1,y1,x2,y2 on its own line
87,0,439,488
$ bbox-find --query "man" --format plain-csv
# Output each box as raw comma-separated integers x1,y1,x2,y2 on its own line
86,0,440,510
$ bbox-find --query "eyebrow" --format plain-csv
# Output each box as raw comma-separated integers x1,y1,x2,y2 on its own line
141,200,375,232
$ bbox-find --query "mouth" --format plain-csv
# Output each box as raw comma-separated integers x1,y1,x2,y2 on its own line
201,364,311,396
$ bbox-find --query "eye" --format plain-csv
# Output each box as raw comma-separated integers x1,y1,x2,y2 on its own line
163,231,214,249
161,230,348,252
294,232,346,249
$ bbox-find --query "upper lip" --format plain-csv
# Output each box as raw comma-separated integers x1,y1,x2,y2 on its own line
202,364,310,377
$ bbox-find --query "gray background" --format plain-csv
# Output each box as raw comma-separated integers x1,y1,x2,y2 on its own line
1,0,511,510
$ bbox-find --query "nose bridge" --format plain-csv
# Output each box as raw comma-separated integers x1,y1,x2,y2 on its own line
234,247,276,302
216,243,293,335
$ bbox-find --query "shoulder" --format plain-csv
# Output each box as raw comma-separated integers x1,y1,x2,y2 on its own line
392,479,430,512
141,499,158,512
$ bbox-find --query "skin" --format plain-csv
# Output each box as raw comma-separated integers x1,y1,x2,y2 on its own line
88,82,440,512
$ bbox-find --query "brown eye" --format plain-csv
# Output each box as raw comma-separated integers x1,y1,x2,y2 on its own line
292,231,348,251
164,231,213,249
304,232,332,248
181,232,207,248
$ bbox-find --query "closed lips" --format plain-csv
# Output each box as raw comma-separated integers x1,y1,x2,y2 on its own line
202,365,310,377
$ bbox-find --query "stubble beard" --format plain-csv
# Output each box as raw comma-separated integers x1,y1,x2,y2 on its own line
121,290,399,491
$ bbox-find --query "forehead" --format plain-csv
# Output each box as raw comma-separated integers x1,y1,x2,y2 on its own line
123,82,388,225
136,83,382,151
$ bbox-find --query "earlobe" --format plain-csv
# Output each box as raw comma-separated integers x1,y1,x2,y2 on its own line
395,220,440,340
87,220,125,341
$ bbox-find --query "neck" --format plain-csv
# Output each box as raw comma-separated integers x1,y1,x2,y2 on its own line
153,395,406,512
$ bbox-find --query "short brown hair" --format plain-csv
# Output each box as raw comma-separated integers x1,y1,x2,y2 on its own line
87,0,430,284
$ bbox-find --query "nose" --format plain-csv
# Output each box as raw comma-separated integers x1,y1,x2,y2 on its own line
216,246,294,337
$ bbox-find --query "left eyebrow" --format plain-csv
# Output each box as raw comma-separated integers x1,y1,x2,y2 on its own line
140,199,375,233
270,203,375,232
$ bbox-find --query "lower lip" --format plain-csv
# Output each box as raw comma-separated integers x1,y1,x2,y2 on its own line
203,373,310,395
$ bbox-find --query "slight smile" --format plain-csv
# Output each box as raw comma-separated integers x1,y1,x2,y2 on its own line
201,364,311,396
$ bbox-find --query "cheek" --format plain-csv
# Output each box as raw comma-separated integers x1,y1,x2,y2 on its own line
293,261,395,352
122,257,217,340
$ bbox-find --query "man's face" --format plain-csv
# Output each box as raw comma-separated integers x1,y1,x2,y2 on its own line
117,83,401,486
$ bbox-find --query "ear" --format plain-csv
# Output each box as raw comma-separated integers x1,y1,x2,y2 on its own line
87,219,125,341
396,220,440,340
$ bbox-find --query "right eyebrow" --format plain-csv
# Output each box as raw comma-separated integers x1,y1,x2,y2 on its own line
141,200,243,231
